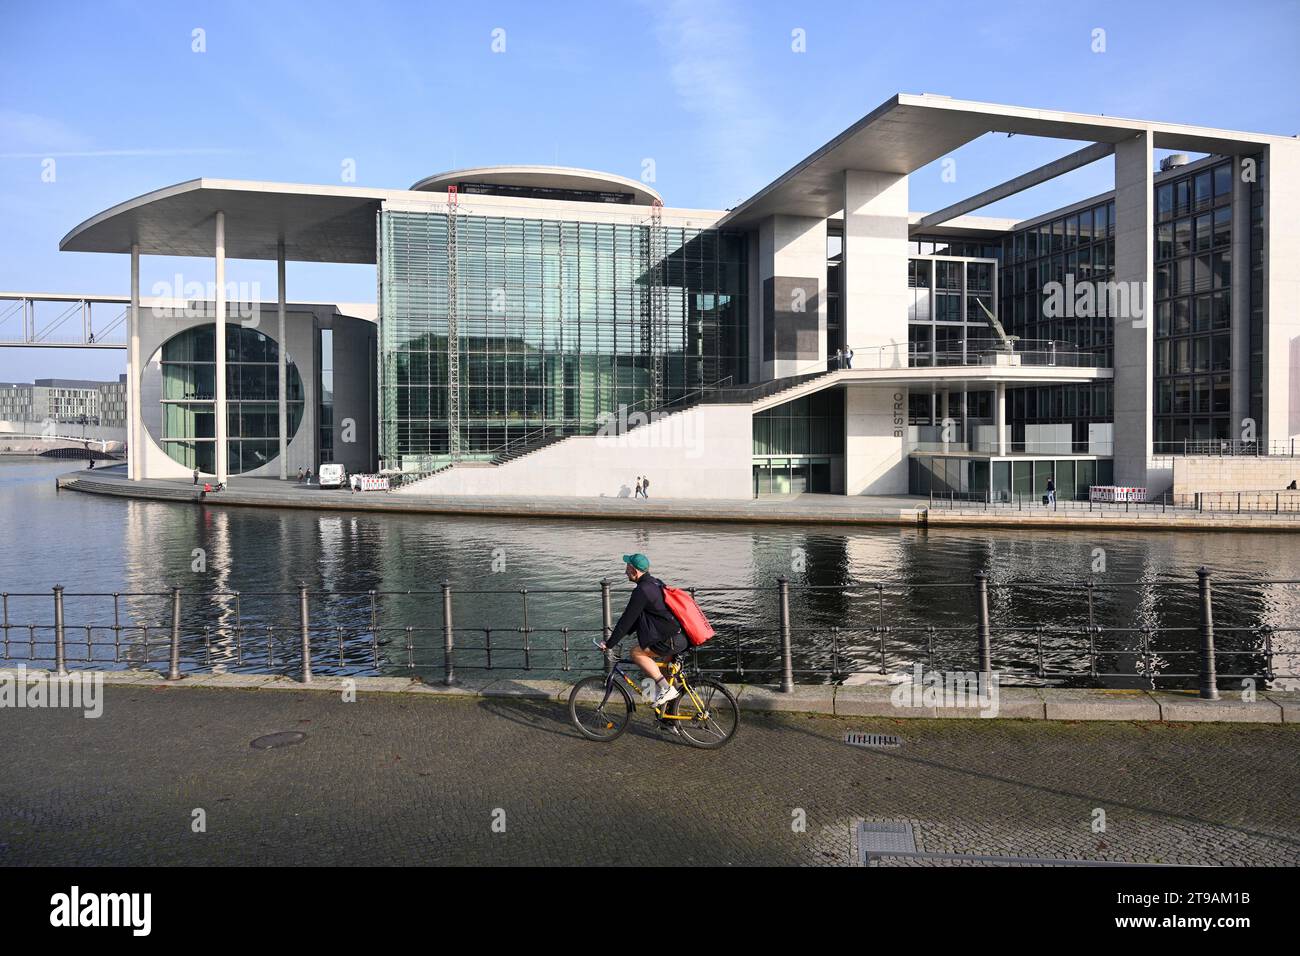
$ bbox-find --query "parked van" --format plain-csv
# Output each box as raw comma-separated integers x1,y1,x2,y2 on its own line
318,463,347,489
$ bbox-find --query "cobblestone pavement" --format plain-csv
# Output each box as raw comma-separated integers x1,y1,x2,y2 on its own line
2,685,1297,866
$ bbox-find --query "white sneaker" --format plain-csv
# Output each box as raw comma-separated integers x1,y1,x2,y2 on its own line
653,684,680,708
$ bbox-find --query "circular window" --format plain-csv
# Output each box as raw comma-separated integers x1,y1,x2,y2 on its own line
141,324,304,475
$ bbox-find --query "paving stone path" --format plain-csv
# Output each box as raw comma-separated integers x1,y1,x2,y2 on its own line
2,685,1297,866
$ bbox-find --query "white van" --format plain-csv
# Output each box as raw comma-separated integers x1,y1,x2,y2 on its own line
317,463,347,489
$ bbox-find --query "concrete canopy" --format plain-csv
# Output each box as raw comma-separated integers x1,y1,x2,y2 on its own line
60,179,396,263
720,92,1297,228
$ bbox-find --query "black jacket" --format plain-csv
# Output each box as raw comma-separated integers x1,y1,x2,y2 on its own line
606,575,681,650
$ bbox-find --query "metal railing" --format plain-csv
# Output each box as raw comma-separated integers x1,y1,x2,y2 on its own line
923,488,1300,515
1,572,1294,698
1156,438,1300,458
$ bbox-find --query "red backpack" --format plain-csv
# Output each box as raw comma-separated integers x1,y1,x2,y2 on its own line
660,582,715,646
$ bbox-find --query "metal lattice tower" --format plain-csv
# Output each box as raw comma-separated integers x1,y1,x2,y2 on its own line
445,185,461,459
644,199,666,408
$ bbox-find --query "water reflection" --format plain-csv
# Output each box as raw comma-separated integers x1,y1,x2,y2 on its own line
2,459,1296,688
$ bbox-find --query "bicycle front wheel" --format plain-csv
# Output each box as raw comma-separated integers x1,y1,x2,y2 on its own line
568,676,633,742
668,678,739,749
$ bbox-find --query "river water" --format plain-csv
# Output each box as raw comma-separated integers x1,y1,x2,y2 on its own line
1,458,1296,688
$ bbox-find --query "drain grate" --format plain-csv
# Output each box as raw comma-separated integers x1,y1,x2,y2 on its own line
845,732,901,749
250,731,307,750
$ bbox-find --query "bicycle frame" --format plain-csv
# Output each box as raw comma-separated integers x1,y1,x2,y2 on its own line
605,658,709,721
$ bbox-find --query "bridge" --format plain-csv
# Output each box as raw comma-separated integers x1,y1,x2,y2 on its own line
0,292,130,348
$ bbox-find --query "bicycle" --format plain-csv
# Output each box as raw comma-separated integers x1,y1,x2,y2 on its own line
568,639,740,748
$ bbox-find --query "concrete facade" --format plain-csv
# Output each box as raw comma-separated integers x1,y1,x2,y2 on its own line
842,170,910,362
1172,456,1300,496
397,403,754,499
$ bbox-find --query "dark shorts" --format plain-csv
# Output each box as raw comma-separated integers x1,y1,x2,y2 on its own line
645,630,689,657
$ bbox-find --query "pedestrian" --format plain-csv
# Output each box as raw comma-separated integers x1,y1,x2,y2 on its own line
305,468,313,485
834,348,843,369
1045,476,1056,506
193,467,200,485
634,476,644,499
87,455,95,470
297,467,304,483
845,347,854,369
642,476,650,499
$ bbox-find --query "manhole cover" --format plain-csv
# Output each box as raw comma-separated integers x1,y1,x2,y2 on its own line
845,732,901,749
858,821,917,857
250,731,307,750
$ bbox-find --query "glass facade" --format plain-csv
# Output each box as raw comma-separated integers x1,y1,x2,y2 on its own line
909,455,1112,501
998,198,1115,452
1152,159,1235,448
144,324,304,474
752,389,844,495
378,210,748,467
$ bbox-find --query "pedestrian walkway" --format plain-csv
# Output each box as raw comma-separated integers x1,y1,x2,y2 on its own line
57,466,1300,532
1,683,1296,865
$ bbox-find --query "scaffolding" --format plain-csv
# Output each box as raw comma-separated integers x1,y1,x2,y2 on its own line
640,199,666,409
446,185,461,459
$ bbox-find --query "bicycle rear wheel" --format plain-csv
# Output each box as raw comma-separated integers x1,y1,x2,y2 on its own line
569,676,633,742
667,678,739,749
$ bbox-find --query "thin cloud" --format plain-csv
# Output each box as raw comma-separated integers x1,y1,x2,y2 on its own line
646,0,775,196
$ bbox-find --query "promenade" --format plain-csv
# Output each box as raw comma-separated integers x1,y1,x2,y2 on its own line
1,682,1297,866
57,466,1300,532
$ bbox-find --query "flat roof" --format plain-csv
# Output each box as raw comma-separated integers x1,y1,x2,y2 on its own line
409,165,662,204
60,94,1296,260
719,92,1296,228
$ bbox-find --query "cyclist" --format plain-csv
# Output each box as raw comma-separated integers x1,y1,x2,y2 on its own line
597,553,687,707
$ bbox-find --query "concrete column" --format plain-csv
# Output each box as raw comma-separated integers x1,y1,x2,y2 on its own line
1112,132,1155,486
277,240,288,479
996,382,1006,456
214,211,228,484
128,243,140,480
1262,141,1300,447
842,170,909,366
757,215,827,381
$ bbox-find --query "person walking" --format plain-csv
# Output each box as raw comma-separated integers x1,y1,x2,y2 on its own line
641,476,650,499
1045,476,1056,507
193,467,200,485
297,467,304,483
845,347,854,369
596,553,686,707
834,348,843,369
634,476,644,499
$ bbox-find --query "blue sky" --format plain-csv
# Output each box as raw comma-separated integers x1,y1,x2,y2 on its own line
2,0,1297,380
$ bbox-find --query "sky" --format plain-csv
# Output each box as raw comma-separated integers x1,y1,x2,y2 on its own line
2,0,1297,381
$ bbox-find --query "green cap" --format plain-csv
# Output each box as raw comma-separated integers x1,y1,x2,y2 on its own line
621,553,651,572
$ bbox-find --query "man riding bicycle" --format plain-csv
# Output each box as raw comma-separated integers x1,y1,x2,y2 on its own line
596,553,688,707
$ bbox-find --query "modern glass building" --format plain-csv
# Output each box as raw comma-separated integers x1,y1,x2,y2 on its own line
59,94,1300,498
377,208,748,469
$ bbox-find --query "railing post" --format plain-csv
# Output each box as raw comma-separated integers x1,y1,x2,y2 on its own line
600,578,613,678
973,571,992,680
777,576,794,692
441,580,456,686
1196,567,1219,701
298,583,312,684
53,584,67,676
168,585,182,680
